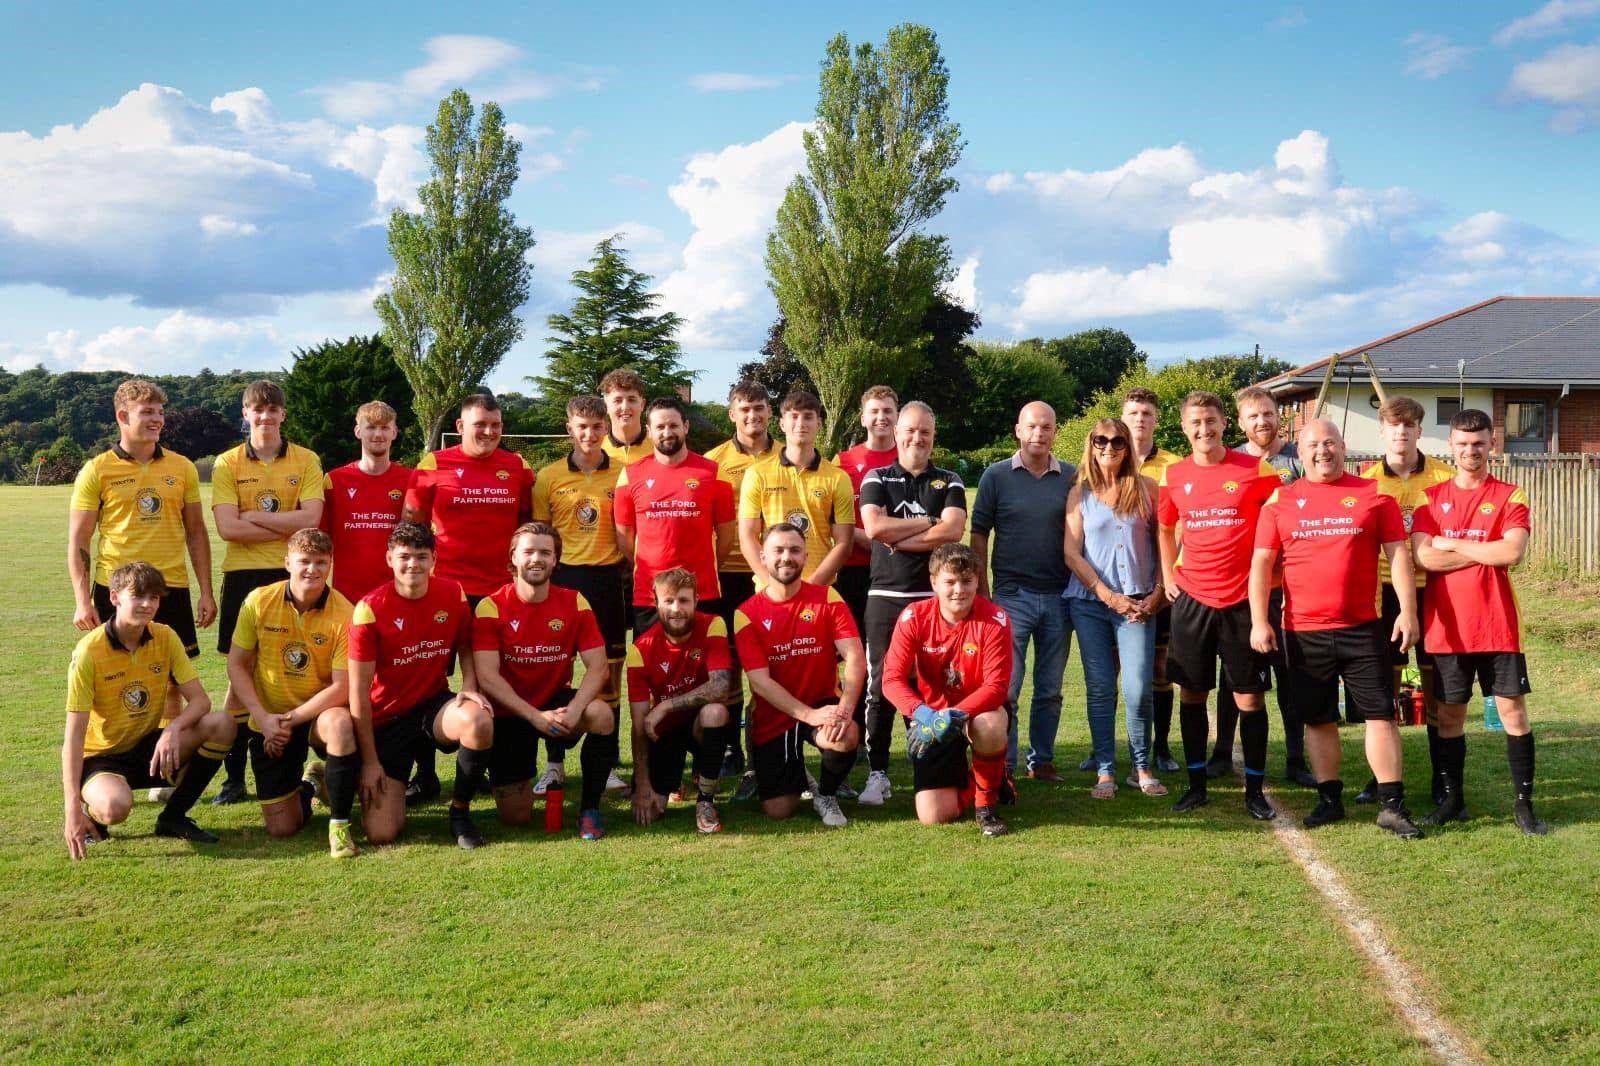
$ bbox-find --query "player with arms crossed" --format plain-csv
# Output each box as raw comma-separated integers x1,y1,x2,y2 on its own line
882,544,1015,838
321,401,411,604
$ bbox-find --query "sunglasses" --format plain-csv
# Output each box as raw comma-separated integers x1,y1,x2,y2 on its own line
1091,435,1128,450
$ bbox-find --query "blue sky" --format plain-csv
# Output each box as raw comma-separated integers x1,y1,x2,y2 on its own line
2,1,1597,400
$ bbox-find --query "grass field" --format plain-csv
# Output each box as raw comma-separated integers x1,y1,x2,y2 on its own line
2,484,1596,1063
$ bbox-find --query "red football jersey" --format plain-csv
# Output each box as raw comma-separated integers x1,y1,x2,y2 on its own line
613,452,734,606
733,582,859,745
1255,474,1406,632
625,612,732,733
1410,476,1530,654
834,443,898,567
472,582,605,716
1157,450,1278,608
404,446,534,597
348,577,471,725
321,461,411,603
882,594,1013,718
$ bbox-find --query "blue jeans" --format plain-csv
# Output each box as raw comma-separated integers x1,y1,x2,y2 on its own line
1067,595,1156,777
993,585,1071,773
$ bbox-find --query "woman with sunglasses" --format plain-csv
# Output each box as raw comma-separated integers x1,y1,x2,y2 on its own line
1063,418,1167,798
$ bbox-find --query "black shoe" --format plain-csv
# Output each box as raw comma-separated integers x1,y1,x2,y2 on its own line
1205,755,1233,780
1513,799,1550,836
210,779,247,805
1376,806,1424,840
1353,778,1379,805
1171,788,1208,813
1285,762,1319,788
975,805,1009,837
1431,775,1447,808
154,814,220,843
720,748,746,779
1418,794,1467,827
998,772,1019,806
449,809,486,850
405,777,441,808
1244,792,1277,821
1304,797,1346,828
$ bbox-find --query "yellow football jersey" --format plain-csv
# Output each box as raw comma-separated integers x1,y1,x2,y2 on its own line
231,580,353,722
212,440,325,571
705,436,777,574
737,450,855,584
71,444,202,587
532,453,623,567
1360,454,1454,586
67,621,198,757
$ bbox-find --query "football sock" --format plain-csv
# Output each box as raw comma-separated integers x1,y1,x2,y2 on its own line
324,752,359,820
1439,734,1467,801
1179,700,1209,792
1280,695,1306,764
222,730,249,786
1212,685,1239,761
971,750,1005,808
413,744,440,789
693,724,731,785
579,729,613,811
818,747,854,799
1317,778,1344,804
1376,780,1406,811
1425,723,1443,796
164,737,230,818
1153,688,1174,753
1240,710,1268,795
1505,731,1535,801
452,744,489,807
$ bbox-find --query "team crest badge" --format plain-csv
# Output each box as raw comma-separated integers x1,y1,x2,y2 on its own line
689,648,703,661
786,511,811,534
811,487,825,499
799,607,816,623
312,633,328,646
388,488,404,501
135,488,162,516
283,643,310,671
962,641,979,656
433,610,449,624
1479,502,1496,515
605,489,615,500
577,501,599,526
288,476,300,486
120,682,150,712
496,469,510,481
149,662,163,674
1341,496,1357,508
548,618,565,631
162,475,177,487
255,490,281,513
1279,470,1294,483
1223,480,1240,494
685,477,700,490
932,479,946,489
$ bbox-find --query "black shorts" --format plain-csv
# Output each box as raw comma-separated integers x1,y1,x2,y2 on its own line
81,730,172,790
905,718,971,793
218,568,285,653
1285,622,1394,725
248,721,313,803
1166,593,1270,695
835,565,871,632
1153,603,1171,650
553,564,627,660
488,687,576,786
715,571,755,683
371,690,457,783
752,720,822,800
1433,653,1532,704
645,716,698,795
1380,585,1432,667
635,598,722,639
95,583,200,659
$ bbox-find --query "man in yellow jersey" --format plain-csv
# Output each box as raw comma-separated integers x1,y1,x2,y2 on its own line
1353,394,1454,806
530,395,629,798
62,562,236,859
211,379,325,803
704,381,778,787
69,379,214,730
1123,386,1183,772
738,389,856,588
599,368,653,467
226,529,360,857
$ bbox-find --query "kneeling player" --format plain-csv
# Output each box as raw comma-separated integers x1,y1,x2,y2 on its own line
734,524,864,826
473,522,616,840
348,522,496,849
883,544,1014,837
226,529,361,857
63,562,236,858
628,569,735,833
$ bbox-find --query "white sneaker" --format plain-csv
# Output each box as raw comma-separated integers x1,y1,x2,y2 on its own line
532,765,565,796
147,786,174,802
605,769,629,792
812,794,848,827
857,771,892,806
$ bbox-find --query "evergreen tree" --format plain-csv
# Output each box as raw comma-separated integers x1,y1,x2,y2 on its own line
281,335,415,465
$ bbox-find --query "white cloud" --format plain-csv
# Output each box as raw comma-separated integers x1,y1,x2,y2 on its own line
1404,33,1475,80
1507,39,1600,130
1494,0,1600,45
1273,7,1307,29
946,255,980,312
690,73,787,92
199,214,259,238
1,310,284,375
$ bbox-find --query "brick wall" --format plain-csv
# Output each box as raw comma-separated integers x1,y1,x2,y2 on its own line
1492,387,1600,454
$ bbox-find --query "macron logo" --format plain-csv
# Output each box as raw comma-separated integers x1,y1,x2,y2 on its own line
393,618,404,631
1296,498,1307,510
646,478,656,489
1440,502,1453,514
1183,483,1193,495
509,620,520,632
762,619,772,630
347,487,357,499
659,662,669,673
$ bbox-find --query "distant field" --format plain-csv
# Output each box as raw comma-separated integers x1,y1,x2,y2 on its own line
2,485,1596,1063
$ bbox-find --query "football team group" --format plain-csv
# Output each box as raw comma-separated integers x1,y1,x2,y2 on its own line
60,368,1550,860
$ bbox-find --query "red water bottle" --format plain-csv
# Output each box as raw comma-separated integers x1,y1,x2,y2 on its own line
1410,689,1425,727
544,784,564,833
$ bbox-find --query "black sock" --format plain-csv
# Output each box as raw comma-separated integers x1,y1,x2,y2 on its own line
693,724,731,786
324,753,359,820
1426,723,1442,790
1213,685,1239,760
1439,734,1467,800
1179,701,1209,792
1153,688,1174,752
1317,778,1344,804
453,745,488,807
223,729,249,786
818,747,853,798
164,737,230,818
1376,780,1405,811
1280,698,1305,765
414,744,439,788
1240,710,1268,795
579,729,614,811
1506,731,1535,802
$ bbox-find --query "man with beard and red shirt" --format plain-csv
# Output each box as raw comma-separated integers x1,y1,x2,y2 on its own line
733,524,864,827
471,522,615,840
882,543,1014,838
1157,391,1280,820
321,401,411,604
1411,408,1548,836
627,568,735,834
1250,419,1424,839
402,392,533,803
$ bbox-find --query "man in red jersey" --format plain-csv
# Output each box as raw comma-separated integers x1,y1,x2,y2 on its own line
614,396,736,634
348,522,496,849
882,543,1014,837
1411,408,1548,836
402,392,532,803
472,522,615,840
1250,420,1424,839
733,524,864,827
1157,391,1280,820
628,568,735,833
832,385,900,631
321,401,411,603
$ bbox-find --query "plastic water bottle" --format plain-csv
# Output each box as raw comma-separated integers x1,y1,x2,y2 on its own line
1484,695,1503,731
544,784,564,833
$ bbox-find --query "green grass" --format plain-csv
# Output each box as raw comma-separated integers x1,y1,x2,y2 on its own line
2,485,1596,1062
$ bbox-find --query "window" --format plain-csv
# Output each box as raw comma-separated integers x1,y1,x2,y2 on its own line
1436,396,1460,425
1505,401,1546,442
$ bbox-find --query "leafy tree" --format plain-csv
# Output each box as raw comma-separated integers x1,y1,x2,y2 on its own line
766,23,964,452
1055,359,1241,465
375,89,536,450
1020,328,1146,415
960,343,1078,451
281,335,414,466
1184,352,1296,394
528,236,693,425
160,406,241,460
735,317,814,404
